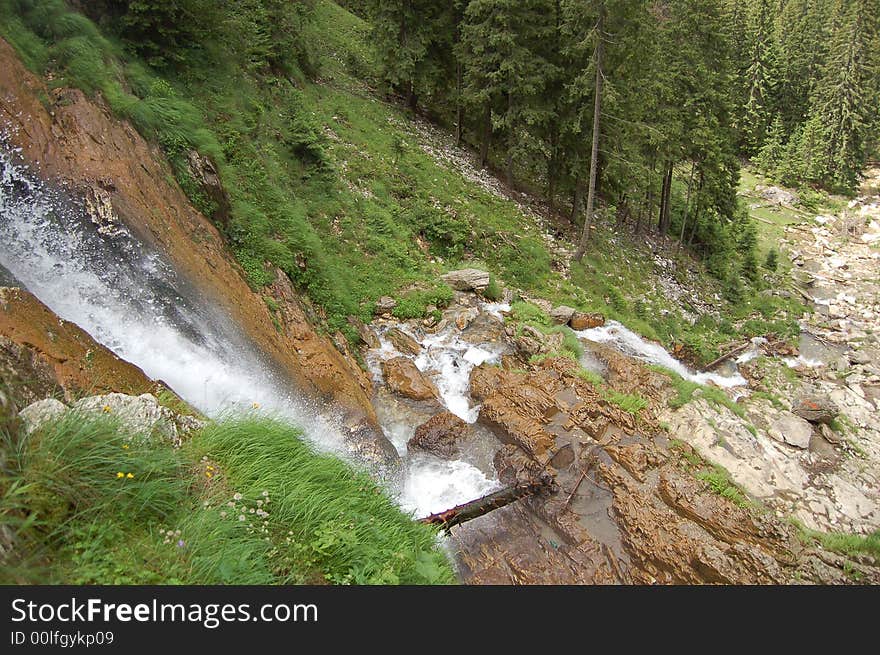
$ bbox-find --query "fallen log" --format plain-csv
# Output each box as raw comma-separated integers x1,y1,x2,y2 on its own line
703,341,751,371
420,473,555,531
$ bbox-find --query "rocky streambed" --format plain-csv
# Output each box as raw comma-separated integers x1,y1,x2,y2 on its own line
356,277,879,584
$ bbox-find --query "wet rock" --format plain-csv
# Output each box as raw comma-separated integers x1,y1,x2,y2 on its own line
342,420,399,466
570,312,605,331
84,186,125,237
470,364,506,401
475,370,557,462
767,413,814,449
441,268,490,292
0,288,156,401
455,307,479,331
460,313,506,345
381,356,437,401
348,316,379,349
385,328,421,356
408,411,470,458
792,394,838,425
375,296,397,314
19,398,67,435
549,305,576,325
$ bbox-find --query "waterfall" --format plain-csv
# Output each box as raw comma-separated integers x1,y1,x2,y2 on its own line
0,145,497,517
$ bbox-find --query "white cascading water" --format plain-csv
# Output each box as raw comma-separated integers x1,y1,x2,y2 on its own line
574,319,747,388
366,319,506,516
0,146,351,455
0,143,497,518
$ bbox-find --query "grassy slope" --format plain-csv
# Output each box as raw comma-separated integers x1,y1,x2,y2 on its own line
0,0,804,362
0,413,453,585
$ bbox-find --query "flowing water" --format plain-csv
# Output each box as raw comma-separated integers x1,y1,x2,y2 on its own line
0,144,498,517
1,141,755,523
574,320,747,388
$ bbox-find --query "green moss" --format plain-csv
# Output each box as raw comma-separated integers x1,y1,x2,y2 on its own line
650,365,746,418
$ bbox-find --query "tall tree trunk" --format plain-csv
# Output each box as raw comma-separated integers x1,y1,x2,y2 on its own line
574,1,605,262
676,162,697,253
571,174,584,224
658,162,673,235
455,62,463,146
479,103,491,168
616,195,629,227
505,92,515,188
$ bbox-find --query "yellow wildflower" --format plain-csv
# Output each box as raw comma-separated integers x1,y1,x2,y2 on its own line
126,473,134,479
116,472,124,478
102,405,112,413
206,472,213,478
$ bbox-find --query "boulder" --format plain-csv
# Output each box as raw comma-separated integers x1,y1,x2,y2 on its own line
385,328,422,355
549,305,576,325
72,393,199,446
757,184,799,206
408,411,470,458
19,398,67,435
375,296,397,314
441,269,490,292
381,357,437,401
767,413,814,449
570,312,605,331
792,395,838,425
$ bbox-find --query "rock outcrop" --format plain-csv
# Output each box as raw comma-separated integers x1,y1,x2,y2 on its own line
441,269,490,292
0,287,158,401
570,311,606,331
20,393,205,447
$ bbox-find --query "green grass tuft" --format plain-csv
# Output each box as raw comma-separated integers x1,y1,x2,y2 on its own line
0,413,453,585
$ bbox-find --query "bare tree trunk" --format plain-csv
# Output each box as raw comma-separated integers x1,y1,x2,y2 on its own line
479,103,491,168
676,162,697,253
658,162,673,235
573,1,605,262
505,92,515,188
455,62,463,146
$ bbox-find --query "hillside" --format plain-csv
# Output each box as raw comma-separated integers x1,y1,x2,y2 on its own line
1,0,879,586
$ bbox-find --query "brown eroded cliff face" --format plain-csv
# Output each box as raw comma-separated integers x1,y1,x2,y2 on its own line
0,39,384,453
0,287,157,406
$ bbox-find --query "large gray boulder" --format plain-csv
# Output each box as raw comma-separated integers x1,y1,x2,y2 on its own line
549,305,576,325
441,269,490,292
792,395,838,425
767,413,813,449
19,398,67,435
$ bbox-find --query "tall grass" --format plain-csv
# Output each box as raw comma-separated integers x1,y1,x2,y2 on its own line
0,413,453,584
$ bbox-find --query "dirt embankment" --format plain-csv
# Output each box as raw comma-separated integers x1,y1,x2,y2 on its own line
0,39,380,441
0,287,157,407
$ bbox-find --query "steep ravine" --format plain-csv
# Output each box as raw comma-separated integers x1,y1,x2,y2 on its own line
2,37,877,585
0,37,390,463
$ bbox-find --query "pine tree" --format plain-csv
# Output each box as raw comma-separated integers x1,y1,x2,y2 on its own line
754,116,787,178
741,0,778,153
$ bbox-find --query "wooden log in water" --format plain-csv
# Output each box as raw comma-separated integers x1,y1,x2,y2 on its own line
419,474,555,531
